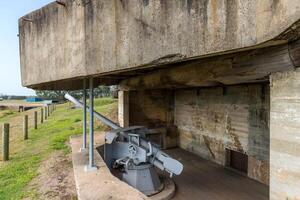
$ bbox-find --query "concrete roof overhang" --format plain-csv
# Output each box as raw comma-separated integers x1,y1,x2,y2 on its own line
19,0,300,90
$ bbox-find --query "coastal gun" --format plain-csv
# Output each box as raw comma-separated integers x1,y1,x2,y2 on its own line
65,93,183,195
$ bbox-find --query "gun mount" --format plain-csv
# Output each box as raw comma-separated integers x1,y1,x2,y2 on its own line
65,93,183,196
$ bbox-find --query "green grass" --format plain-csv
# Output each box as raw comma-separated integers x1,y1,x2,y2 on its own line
0,109,18,123
0,97,117,200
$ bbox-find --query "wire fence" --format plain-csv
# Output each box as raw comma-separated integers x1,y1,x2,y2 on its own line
0,105,55,161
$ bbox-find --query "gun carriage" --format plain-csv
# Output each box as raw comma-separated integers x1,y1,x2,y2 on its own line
65,94,183,195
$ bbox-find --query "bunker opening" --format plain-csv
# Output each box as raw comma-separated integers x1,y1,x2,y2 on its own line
67,81,271,199
226,149,248,174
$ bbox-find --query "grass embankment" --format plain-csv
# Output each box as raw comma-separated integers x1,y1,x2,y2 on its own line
0,109,18,123
0,98,117,200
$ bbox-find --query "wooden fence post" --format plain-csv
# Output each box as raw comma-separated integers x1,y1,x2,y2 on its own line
34,111,38,129
41,108,44,124
23,115,28,140
45,107,48,120
2,123,9,161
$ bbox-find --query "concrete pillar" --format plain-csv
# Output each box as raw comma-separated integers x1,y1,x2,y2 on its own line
2,123,9,161
118,91,129,128
34,111,38,129
41,108,44,124
23,115,28,140
270,69,300,199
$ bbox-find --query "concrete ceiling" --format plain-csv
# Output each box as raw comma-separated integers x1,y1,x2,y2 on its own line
19,0,300,90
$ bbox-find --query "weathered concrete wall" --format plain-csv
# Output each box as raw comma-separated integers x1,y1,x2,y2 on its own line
120,43,298,90
270,69,300,199
118,91,129,127
19,0,300,89
175,84,270,184
127,90,177,148
129,90,173,128
19,0,85,88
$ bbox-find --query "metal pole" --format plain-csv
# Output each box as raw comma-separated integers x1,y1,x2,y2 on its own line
82,79,87,151
87,77,97,171
2,123,9,161
23,115,28,140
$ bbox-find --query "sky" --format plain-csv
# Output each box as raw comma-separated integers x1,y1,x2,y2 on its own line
0,0,53,96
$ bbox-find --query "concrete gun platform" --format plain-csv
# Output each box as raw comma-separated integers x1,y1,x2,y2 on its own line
70,132,268,200
70,133,147,200
70,133,175,200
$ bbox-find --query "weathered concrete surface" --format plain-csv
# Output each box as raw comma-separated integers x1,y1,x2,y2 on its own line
118,90,129,128
128,90,178,148
175,84,270,184
128,90,174,128
120,84,270,184
120,42,300,90
270,69,300,199
70,133,148,200
168,148,269,200
19,0,300,90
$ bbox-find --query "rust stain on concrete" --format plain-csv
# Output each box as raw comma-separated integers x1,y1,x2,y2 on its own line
202,135,216,159
226,116,243,152
248,156,269,185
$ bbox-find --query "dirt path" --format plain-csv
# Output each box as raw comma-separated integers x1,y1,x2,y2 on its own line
26,151,77,200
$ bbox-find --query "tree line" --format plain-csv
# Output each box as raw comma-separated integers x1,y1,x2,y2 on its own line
36,86,118,100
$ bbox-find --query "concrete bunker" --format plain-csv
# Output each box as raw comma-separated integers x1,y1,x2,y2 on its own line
119,82,270,184
19,0,300,199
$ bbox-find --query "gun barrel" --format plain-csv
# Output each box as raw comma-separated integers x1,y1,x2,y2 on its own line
65,93,120,130
65,93,183,176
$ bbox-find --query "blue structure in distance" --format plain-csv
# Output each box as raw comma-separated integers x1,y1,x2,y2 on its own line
26,97,43,102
